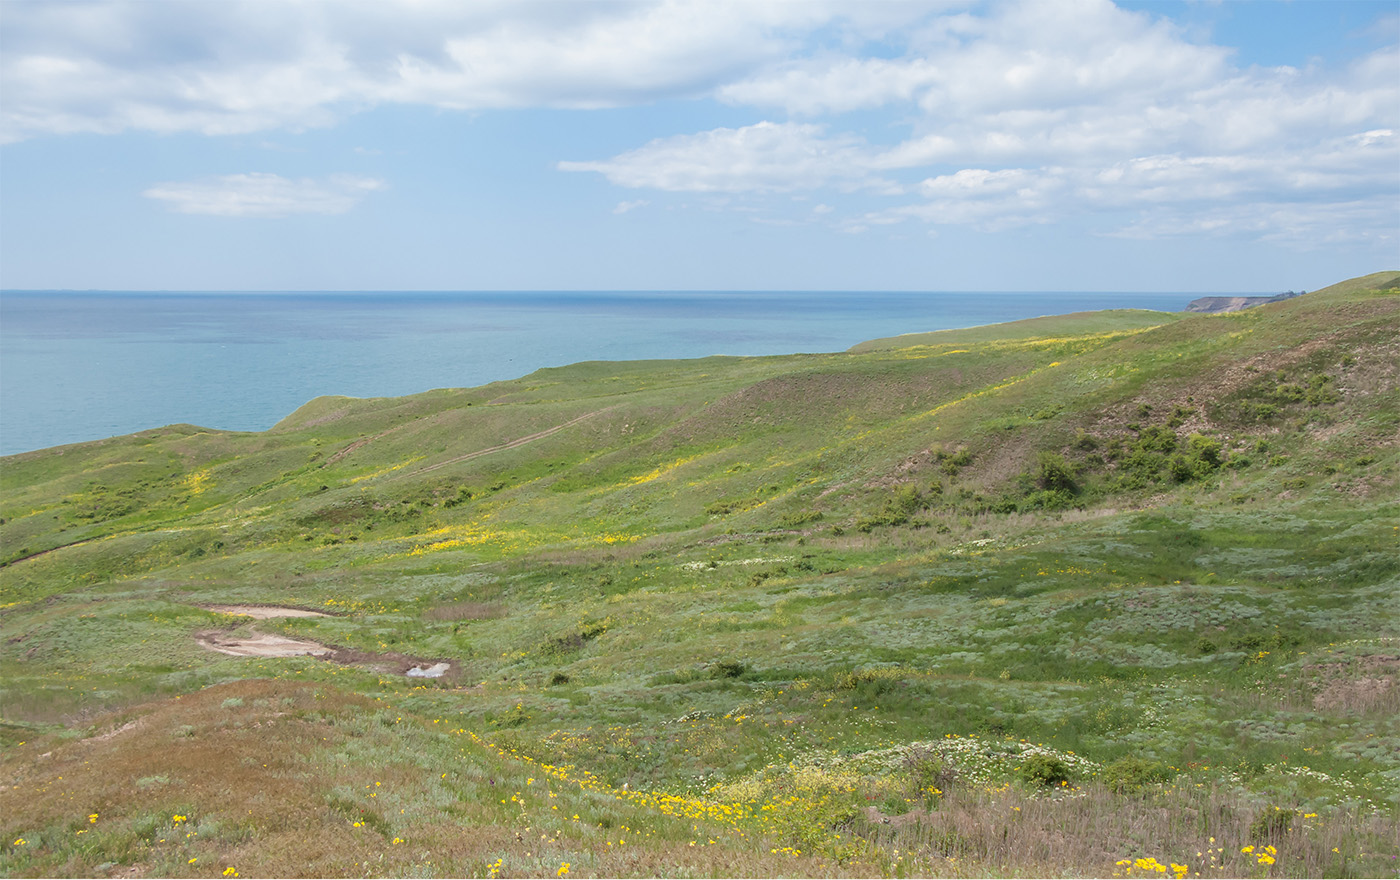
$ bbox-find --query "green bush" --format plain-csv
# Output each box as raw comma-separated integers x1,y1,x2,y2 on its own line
1019,488,1076,511
1187,433,1222,466
939,449,973,476
857,486,927,531
1137,425,1178,453
1101,756,1174,793
1018,753,1072,787
905,748,957,807
1036,452,1078,493
834,667,898,693
1249,805,1292,843
489,703,530,728
710,659,749,679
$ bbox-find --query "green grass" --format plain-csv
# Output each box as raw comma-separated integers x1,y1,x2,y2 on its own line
1,273,1398,876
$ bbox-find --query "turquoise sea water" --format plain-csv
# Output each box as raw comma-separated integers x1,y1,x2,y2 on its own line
0,290,1201,455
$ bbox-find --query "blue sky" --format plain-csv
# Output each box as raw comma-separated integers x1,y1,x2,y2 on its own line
1,0,1395,292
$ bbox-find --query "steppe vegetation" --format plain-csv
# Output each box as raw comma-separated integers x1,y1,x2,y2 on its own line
2,272,1398,877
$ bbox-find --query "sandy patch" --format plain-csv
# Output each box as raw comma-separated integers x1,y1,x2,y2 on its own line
203,604,330,619
194,627,455,679
196,630,332,658
85,718,146,743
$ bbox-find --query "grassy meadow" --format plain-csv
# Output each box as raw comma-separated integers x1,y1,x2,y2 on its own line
2,272,1399,877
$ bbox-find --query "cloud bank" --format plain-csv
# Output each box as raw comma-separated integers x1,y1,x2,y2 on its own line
142,173,386,217
4,0,1396,244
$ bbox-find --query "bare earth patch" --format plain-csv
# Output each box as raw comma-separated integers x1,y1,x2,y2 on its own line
196,629,332,658
194,604,455,676
203,604,330,619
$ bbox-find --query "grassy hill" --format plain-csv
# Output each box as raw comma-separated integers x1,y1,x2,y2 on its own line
2,273,1398,877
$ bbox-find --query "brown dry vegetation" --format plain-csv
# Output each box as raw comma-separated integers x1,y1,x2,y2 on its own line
0,680,844,878
423,602,506,622
854,784,1398,878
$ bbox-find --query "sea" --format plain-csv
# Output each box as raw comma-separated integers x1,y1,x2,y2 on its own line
0,290,1204,456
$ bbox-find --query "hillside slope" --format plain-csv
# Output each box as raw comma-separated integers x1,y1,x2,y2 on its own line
1,274,1398,878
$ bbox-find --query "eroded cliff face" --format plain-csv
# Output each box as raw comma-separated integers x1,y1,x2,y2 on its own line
1184,292,1303,313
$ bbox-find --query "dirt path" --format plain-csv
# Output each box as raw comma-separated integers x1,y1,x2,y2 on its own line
325,405,614,480
327,424,403,464
409,406,617,477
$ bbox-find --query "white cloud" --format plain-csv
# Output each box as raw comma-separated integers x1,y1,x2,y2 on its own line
1,1,935,142
4,0,1396,247
717,56,944,116
142,173,386,217
559,121,898,194
853,127,1400,240
720,0,1230,121
612,199,649,214
563,0,1398,243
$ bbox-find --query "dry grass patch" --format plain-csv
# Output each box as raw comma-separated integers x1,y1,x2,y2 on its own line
423,601,505,622
853,783,1399,878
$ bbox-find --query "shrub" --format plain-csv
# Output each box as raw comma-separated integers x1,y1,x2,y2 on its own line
1118,449,1166,488
1187,432,1222,466
893,485,925,515
905,748,958,806
489,703,530,728
857,486,927,531
1101,756,1174,793
1036,452,1078,493
1249,805,1293,843
1167,453,1196,483
1136,425,1178,453
1304,374,1339,406
1019,488,1076,511
940,449,973,476
779,509,823,527
710,659,748,679
1018,753,1072,787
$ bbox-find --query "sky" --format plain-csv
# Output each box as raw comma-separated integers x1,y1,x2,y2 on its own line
0,0,1396,292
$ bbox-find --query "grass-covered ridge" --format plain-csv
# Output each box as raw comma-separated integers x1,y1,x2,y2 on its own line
2,273,1398,877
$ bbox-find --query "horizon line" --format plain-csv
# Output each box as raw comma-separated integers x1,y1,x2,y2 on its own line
0,287,1283,296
